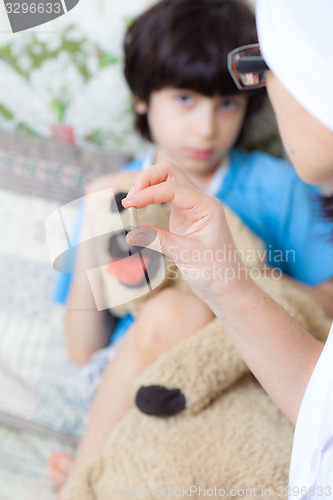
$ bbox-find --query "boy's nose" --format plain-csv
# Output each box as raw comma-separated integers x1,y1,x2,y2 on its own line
193,106,216,138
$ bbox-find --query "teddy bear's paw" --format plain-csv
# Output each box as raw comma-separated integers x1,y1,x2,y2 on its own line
135,385,186,416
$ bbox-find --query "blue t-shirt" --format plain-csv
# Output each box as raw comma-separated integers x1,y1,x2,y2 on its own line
54,149,333,342
220,149,333,283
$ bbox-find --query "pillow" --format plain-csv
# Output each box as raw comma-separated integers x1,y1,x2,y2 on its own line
0,129,131,439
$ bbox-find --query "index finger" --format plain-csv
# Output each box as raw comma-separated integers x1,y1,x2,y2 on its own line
122,173,213,225
128,161,199,195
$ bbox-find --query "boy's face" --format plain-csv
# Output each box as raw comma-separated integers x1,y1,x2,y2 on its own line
135,88,247,176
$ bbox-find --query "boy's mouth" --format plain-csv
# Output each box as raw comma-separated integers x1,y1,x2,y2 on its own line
186,148,213,159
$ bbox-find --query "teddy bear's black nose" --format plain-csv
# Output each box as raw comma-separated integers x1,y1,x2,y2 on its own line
135,385,186,417
110,192,128,213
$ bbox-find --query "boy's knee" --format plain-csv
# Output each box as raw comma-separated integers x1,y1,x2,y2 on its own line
134,289,183,361
139,288,183,330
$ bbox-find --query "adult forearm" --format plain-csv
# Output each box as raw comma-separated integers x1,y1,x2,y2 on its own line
207,277,324,425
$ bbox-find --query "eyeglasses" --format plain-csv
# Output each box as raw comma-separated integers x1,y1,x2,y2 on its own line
228,43,269,90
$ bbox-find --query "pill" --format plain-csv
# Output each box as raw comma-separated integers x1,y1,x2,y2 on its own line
127,207,139,229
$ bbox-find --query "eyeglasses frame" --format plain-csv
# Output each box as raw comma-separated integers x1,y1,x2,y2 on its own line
228,43,269,91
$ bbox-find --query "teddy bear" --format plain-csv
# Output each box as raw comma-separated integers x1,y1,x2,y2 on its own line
66,182,331,500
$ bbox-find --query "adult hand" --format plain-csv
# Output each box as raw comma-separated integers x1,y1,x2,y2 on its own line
122,161,245,305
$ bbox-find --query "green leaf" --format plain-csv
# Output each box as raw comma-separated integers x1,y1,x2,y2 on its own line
49,101,69,122
123,16,134,27
0,103,13,120
16,122,43,137
98,51,120,68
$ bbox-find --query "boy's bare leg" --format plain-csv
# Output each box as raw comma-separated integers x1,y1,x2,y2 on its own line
53,289,214,497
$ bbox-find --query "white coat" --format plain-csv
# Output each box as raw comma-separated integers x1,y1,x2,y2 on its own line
289,324,333,499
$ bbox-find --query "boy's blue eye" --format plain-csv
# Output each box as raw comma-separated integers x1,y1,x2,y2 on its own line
219,99,238,110
177,94,194,105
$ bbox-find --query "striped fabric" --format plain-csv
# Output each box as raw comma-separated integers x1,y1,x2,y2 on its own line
0,132,130,493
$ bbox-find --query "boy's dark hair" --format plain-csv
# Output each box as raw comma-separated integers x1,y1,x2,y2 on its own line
124,0,265,143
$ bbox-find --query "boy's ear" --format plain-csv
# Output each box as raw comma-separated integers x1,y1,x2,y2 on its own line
134,98,148,115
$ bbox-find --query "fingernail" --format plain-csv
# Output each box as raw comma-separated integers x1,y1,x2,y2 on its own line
126,186,136,199
127,228,157,247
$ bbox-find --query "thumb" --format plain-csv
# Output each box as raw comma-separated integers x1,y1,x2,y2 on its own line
126,225,190,262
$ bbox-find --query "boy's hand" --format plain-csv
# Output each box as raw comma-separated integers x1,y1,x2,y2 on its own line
122,161,245,304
